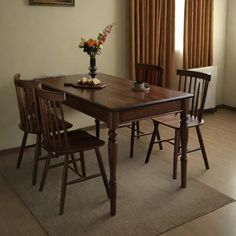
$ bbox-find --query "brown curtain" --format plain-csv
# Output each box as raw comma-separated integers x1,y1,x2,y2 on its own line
130,0,175,88
183,0,214,69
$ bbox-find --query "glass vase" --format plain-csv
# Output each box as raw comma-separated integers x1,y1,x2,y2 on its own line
89,55,97,79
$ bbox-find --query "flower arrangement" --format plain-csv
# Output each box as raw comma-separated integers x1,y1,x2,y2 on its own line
79,23,114,58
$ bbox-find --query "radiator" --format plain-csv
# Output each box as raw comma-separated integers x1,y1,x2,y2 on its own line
189,66,218,110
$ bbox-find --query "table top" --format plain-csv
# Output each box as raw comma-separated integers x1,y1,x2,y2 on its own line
40,73,192,112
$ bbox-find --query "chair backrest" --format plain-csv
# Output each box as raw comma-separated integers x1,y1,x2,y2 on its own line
36,87,69,152
177,69,211,122
14,74,40,133
136,63,164,86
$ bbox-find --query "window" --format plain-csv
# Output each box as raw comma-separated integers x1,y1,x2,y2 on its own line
175,0,185,53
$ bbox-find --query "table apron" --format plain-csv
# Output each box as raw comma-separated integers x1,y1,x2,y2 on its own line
65,96,183,128
64,95,110,123
119,100,182,123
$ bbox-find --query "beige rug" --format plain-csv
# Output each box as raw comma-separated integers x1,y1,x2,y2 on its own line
0,129,234,236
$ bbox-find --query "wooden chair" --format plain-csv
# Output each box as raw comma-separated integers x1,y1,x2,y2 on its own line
14,74,73,186
36,87,110,215
128,63,163,158
145,69,211,179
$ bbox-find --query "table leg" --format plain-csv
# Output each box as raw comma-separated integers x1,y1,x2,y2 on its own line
95,119,100,139
108,128,118,216
180,99,189,188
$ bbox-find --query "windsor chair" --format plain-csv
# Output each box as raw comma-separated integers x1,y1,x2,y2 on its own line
14,74,73,185
145,69,211,179
36,87,110,215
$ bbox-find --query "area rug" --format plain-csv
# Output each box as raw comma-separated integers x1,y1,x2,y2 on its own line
0,129,234,236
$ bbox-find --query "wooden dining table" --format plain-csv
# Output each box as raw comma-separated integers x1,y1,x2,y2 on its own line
40,73,193,216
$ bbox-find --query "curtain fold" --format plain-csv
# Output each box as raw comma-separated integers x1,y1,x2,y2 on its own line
130,0,175,88
183,0,213,69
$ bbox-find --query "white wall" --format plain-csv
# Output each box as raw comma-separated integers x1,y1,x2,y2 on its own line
0,0,129,150
213,0,228,105
224,0,236,107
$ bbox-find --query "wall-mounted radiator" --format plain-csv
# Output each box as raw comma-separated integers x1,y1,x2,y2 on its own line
189,66,218,110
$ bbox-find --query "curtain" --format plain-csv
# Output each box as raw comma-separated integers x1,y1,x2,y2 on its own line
183,0,214,69
130,0,175,88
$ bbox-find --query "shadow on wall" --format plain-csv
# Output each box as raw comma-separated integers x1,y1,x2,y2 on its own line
63,105,95,130
0,77,36,150
113,0,129,79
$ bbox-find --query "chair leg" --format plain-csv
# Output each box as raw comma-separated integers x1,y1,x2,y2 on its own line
95,148,110,199
130,122,136,158
155,122,163,150
95,118,100,139
39,152,52,192
136,121,140,139
196,126,209,169
32,133,41,186
70,154,79,174
145,124,158,164
173,129,180,179
16,131,28,169
80,152,86,177
59,154,69,215
38,140,42,156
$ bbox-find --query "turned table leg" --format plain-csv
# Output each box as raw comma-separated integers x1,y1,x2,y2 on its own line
180,99,189,188
108,128,118,216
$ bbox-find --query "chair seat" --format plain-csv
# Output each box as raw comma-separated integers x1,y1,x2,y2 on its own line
43,129,105,154
153,114,204,129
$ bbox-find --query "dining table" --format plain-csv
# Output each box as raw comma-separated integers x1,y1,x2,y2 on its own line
39,73,193,216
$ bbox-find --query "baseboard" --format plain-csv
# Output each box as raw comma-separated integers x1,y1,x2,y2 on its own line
0,123,107,156
0,147,21,156
204,107,217,113
204,105,236,114
216,104,236,112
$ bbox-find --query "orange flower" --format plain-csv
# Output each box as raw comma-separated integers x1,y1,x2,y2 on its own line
87,39,94,47
78,23,114,56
